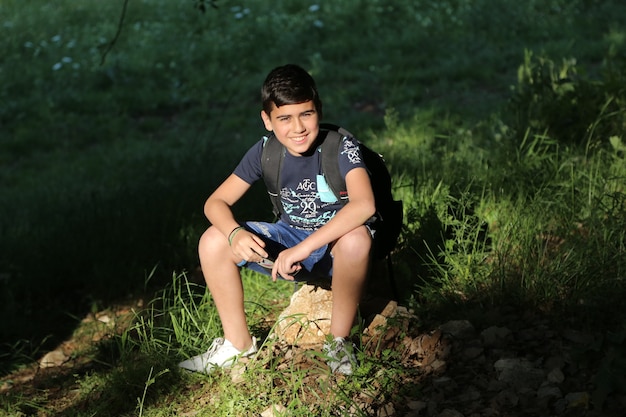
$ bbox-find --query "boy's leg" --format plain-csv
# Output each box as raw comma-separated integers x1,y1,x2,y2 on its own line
329,225,372,338
198,226,254,351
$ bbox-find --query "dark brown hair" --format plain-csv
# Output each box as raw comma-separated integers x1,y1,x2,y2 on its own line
261,64,323,119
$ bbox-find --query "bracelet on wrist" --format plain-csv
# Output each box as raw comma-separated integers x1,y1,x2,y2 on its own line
228,226,245,246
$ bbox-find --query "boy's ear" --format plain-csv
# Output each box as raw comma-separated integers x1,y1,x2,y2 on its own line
260,110,273,132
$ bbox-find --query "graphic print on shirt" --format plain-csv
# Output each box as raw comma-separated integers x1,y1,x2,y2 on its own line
278,137,365,230
342,137,362,165
279,177,338,230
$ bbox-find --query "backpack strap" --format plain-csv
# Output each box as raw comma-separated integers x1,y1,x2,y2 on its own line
261,134,286,218
319,123,352,205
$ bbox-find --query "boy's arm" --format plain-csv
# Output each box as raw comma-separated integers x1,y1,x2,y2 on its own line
271,166,375,280
205,174,269,261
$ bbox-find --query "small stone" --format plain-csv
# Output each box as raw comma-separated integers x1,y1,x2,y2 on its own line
480,407,498,417
553,398,567,414
437,409,464,417
544,355,565,371
407,400,427,411
565,392,590,408
463,346,484,359
261,404,287,417
537,385,562,401
440,320,475,339
481,326,512,347
96,313,111,324
495,360,545,389
547,368,565,384
455,385,481,402
561,329,593,345
430,359,447,372
39,349,69,368
487,379,507,392
377,402,395,416
432,376,457,392
491,389,519,408
230,362,247,385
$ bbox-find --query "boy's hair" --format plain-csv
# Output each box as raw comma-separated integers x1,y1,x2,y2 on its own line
261,64,323,119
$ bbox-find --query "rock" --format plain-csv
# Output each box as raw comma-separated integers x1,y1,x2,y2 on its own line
561,329,593,345
481,326,512,347
546,368,565,384
404,330,443,356
230,360,248,385
564,391,590,409
491,389,519,408
440,320,475,339
494,358,545,389
39,349,69,368
437,409,464,417
462,344,484,360
377,402,395,416
407,400,427,412
455,385,481,402
479,407,498,417
537,385,562,404
363,300,413,354
380,300,398,317
261,404,287,417
274,284,333,346
430,359,447,372
432,376,457,392
544,355,566,371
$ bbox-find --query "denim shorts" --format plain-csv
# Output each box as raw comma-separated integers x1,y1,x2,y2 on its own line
241,221,334,282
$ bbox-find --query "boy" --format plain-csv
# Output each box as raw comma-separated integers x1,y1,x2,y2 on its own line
179,64,375,375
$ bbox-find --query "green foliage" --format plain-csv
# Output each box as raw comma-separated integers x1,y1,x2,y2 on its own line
509,49,626,147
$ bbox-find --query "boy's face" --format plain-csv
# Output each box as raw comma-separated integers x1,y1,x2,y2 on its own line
261,100,320,156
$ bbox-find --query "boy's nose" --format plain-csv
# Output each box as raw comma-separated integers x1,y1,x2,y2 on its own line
293,118,305,133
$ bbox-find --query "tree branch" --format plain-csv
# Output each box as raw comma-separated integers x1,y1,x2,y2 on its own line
100,0,130,66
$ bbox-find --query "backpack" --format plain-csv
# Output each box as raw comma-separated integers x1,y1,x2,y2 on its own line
261,123,403,261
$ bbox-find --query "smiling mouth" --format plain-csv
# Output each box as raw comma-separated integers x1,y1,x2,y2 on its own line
291,135,307,143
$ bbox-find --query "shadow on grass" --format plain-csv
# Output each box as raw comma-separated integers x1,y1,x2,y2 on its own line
0,171,271,376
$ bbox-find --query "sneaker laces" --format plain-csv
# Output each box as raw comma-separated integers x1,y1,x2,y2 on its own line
205,337,226,358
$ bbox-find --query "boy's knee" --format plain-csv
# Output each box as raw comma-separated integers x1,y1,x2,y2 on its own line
199,226,228,254
333,226,372,259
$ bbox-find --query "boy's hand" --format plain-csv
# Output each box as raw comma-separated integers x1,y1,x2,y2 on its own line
271,246,306,281
230,230,268,264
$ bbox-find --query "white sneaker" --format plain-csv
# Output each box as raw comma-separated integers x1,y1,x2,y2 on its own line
178,337,258,374
323,336,357,375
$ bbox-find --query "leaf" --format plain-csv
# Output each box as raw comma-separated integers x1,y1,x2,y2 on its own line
609,136,625,152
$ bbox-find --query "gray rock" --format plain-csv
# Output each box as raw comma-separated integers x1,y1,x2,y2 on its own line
537,385,562,401
437,409,464,417
547,368,565,384
440,320,476,339
494,358,545,389
481,326,512,347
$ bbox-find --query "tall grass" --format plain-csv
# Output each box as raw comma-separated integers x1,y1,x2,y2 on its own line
385,108,626,322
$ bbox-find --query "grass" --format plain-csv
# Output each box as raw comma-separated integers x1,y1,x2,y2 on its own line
1,0,626,415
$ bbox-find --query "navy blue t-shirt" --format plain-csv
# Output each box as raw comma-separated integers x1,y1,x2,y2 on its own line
233,133,366,231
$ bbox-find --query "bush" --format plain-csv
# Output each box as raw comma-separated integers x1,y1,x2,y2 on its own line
509,49,626,148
